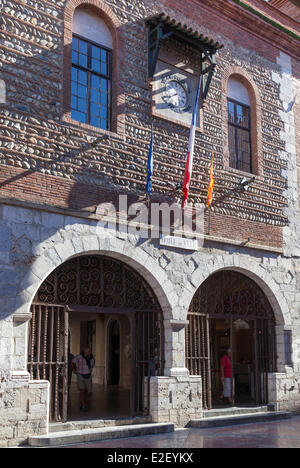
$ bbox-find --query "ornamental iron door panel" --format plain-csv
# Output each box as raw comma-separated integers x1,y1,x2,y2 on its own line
186,271,276,409
28,304,68,422
29,255,164,420
35,256,159,311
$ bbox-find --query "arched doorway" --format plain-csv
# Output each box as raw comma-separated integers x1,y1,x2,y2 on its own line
27,255,164,422
186,271,276,409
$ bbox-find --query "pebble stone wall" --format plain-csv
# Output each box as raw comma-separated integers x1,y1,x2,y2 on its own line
0,0,300,446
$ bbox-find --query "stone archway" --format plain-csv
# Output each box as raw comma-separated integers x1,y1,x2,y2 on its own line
27,254,165,422
186,270,277,409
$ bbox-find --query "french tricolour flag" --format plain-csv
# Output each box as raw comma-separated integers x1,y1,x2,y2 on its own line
182,76,203,209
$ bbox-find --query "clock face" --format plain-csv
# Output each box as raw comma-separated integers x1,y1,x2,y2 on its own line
164,80,188,110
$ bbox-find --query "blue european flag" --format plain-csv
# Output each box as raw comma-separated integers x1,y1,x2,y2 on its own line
146,133,153,197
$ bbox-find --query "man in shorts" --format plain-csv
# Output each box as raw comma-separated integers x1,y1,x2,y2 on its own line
220,348,234,406
72,347,95,412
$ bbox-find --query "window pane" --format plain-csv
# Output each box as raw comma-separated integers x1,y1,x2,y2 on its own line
90,116,100,128
72,37,78,51
101,49,107,63
91,102,100,117
78,98,87,113
228,101,235,124
92,46,100,60
71,95,77,109
78,70,87,85
71,81,77,95
91,88,100,103
236,128,251,173
78,40,87,54
72,50,78,65
228,125,237,169
100,92,107,105
78,84,87,98
100,78,107,93
236,104,249,128
71,109,87,123
101,119,108,130
78,53,87,68
91,75,100,89
101,62,108,75
71,67,78,82
91,59,100,73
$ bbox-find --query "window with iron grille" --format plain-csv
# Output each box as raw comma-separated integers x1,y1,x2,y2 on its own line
227,98,252,174
71,34,112,131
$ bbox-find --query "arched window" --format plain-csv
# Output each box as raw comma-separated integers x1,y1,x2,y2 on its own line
227,77,252,173
71,6,113,130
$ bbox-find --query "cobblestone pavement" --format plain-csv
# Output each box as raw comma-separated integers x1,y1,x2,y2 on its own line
62,415,300,448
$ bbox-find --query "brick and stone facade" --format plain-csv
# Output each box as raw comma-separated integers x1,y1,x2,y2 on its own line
1,0,300,447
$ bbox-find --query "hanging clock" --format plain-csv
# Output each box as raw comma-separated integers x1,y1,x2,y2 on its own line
162,77,190,113
151,61,202,129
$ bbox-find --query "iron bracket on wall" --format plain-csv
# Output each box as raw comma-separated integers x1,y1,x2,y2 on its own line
146,13,223,100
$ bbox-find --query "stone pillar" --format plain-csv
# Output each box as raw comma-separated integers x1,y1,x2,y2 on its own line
275,324,287,373
11,313,31,380
0,312,49,447
148,318,203,427
268,372,300,413
164,319,190,377
149,375,202,427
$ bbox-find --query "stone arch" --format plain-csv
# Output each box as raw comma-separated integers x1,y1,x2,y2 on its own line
189,258,288,327
25,241,172,420
64,0,121,32
62,0,125,135
186,264,287,407
19,235,177,322
221,65,263,177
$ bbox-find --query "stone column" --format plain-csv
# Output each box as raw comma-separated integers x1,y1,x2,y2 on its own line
275,324,287,373
163,319,190,377
11,313,31,381
148,318,203,427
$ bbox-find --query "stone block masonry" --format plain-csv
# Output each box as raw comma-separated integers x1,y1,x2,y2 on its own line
0,376,49,448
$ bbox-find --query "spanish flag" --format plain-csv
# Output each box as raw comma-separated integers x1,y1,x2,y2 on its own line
206,153,214,209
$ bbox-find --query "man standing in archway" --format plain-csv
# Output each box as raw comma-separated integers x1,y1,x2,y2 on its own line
220,348,234,406
72,347,95,412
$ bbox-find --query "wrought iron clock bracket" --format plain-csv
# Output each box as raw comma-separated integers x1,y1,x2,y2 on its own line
147,21,218,100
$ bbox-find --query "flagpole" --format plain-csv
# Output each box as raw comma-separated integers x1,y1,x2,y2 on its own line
182,74,203,210
146,121,154,207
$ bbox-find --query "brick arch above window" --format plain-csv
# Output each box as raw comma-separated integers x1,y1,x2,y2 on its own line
221,66,263,178
63,0,125,136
